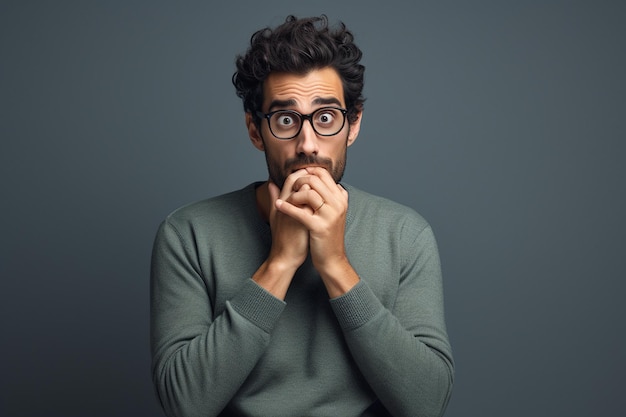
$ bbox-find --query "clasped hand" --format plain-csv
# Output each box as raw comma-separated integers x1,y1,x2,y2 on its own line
267,167,349,276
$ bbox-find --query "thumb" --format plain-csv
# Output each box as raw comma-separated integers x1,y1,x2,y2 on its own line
268,181,281,203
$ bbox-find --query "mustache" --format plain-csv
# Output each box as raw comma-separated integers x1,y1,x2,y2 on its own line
284,155,333,172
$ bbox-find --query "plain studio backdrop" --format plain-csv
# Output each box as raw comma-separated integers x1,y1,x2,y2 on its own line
1,1,624,416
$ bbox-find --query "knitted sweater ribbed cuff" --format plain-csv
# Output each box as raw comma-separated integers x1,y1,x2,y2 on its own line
230,279,286,333
330,281,381,331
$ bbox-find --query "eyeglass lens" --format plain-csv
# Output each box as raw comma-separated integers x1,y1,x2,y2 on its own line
269,107,345,139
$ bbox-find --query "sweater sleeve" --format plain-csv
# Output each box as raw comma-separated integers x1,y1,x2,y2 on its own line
150,219,285,417
330,224,454,417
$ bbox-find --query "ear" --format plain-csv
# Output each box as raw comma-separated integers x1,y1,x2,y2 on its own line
347,110,363,147
246,112,265,151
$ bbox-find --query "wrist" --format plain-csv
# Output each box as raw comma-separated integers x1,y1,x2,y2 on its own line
252,258,299,300
316,255,360,298
267,251,305,275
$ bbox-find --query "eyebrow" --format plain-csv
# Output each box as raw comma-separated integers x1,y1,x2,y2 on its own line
267,97,343,112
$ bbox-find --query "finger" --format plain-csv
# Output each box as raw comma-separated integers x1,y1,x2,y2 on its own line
281,169,310,197
305,166,348,199
275,197,317,226
285,187,323,211
292,174,329,197
304,166,336,184
300,167,349,213
267,182,287,221
268,181,281,202
273,169,310,209
294,173,341,208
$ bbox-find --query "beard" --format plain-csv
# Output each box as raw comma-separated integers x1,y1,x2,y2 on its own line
264,148,347,190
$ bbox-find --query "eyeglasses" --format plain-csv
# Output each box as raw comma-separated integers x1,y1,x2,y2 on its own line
257,107,348,140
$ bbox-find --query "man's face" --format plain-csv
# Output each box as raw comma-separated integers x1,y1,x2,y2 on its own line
247,67,362,189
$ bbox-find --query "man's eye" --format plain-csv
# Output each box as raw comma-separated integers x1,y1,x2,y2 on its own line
277,115,295,126
316,112,335,125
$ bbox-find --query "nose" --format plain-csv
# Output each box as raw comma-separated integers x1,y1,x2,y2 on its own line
294,119,319,156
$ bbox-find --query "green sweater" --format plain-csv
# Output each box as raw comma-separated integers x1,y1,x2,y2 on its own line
151,182,453,417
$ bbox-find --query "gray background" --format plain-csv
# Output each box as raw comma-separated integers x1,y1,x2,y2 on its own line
2,1,624,416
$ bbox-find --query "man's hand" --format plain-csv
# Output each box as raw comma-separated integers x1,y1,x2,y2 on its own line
267,172,311,270
252,170,310,300
275,167,359,298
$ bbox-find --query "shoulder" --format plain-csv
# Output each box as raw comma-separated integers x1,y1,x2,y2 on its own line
343,183,431,233
161,182,260,232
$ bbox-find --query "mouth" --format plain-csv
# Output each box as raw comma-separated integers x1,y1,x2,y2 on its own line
285,155,333,174
291,165,322,173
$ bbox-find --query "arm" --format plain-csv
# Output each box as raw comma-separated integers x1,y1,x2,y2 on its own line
150,220,286,417
331,224,454,417
276,169,453,416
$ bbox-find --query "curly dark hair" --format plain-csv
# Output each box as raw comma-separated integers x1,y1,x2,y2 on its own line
232,15,365,126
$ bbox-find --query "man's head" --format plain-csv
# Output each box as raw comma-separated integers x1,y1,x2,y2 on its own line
232,15,366,188
233,15,365,126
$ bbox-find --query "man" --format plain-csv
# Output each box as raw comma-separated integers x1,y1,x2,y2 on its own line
151,15,453,417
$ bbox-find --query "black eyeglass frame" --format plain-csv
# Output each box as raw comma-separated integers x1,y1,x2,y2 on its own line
256,107,348,140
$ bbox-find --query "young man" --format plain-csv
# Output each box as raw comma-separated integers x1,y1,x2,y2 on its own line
151,15,453,417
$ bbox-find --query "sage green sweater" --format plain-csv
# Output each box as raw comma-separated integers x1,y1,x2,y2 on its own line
150,182,453,417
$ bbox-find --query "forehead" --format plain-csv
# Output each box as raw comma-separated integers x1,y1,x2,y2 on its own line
262,67,345,110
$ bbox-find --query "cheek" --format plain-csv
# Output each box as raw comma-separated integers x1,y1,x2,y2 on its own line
264,144,289,164
326,138,349,158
